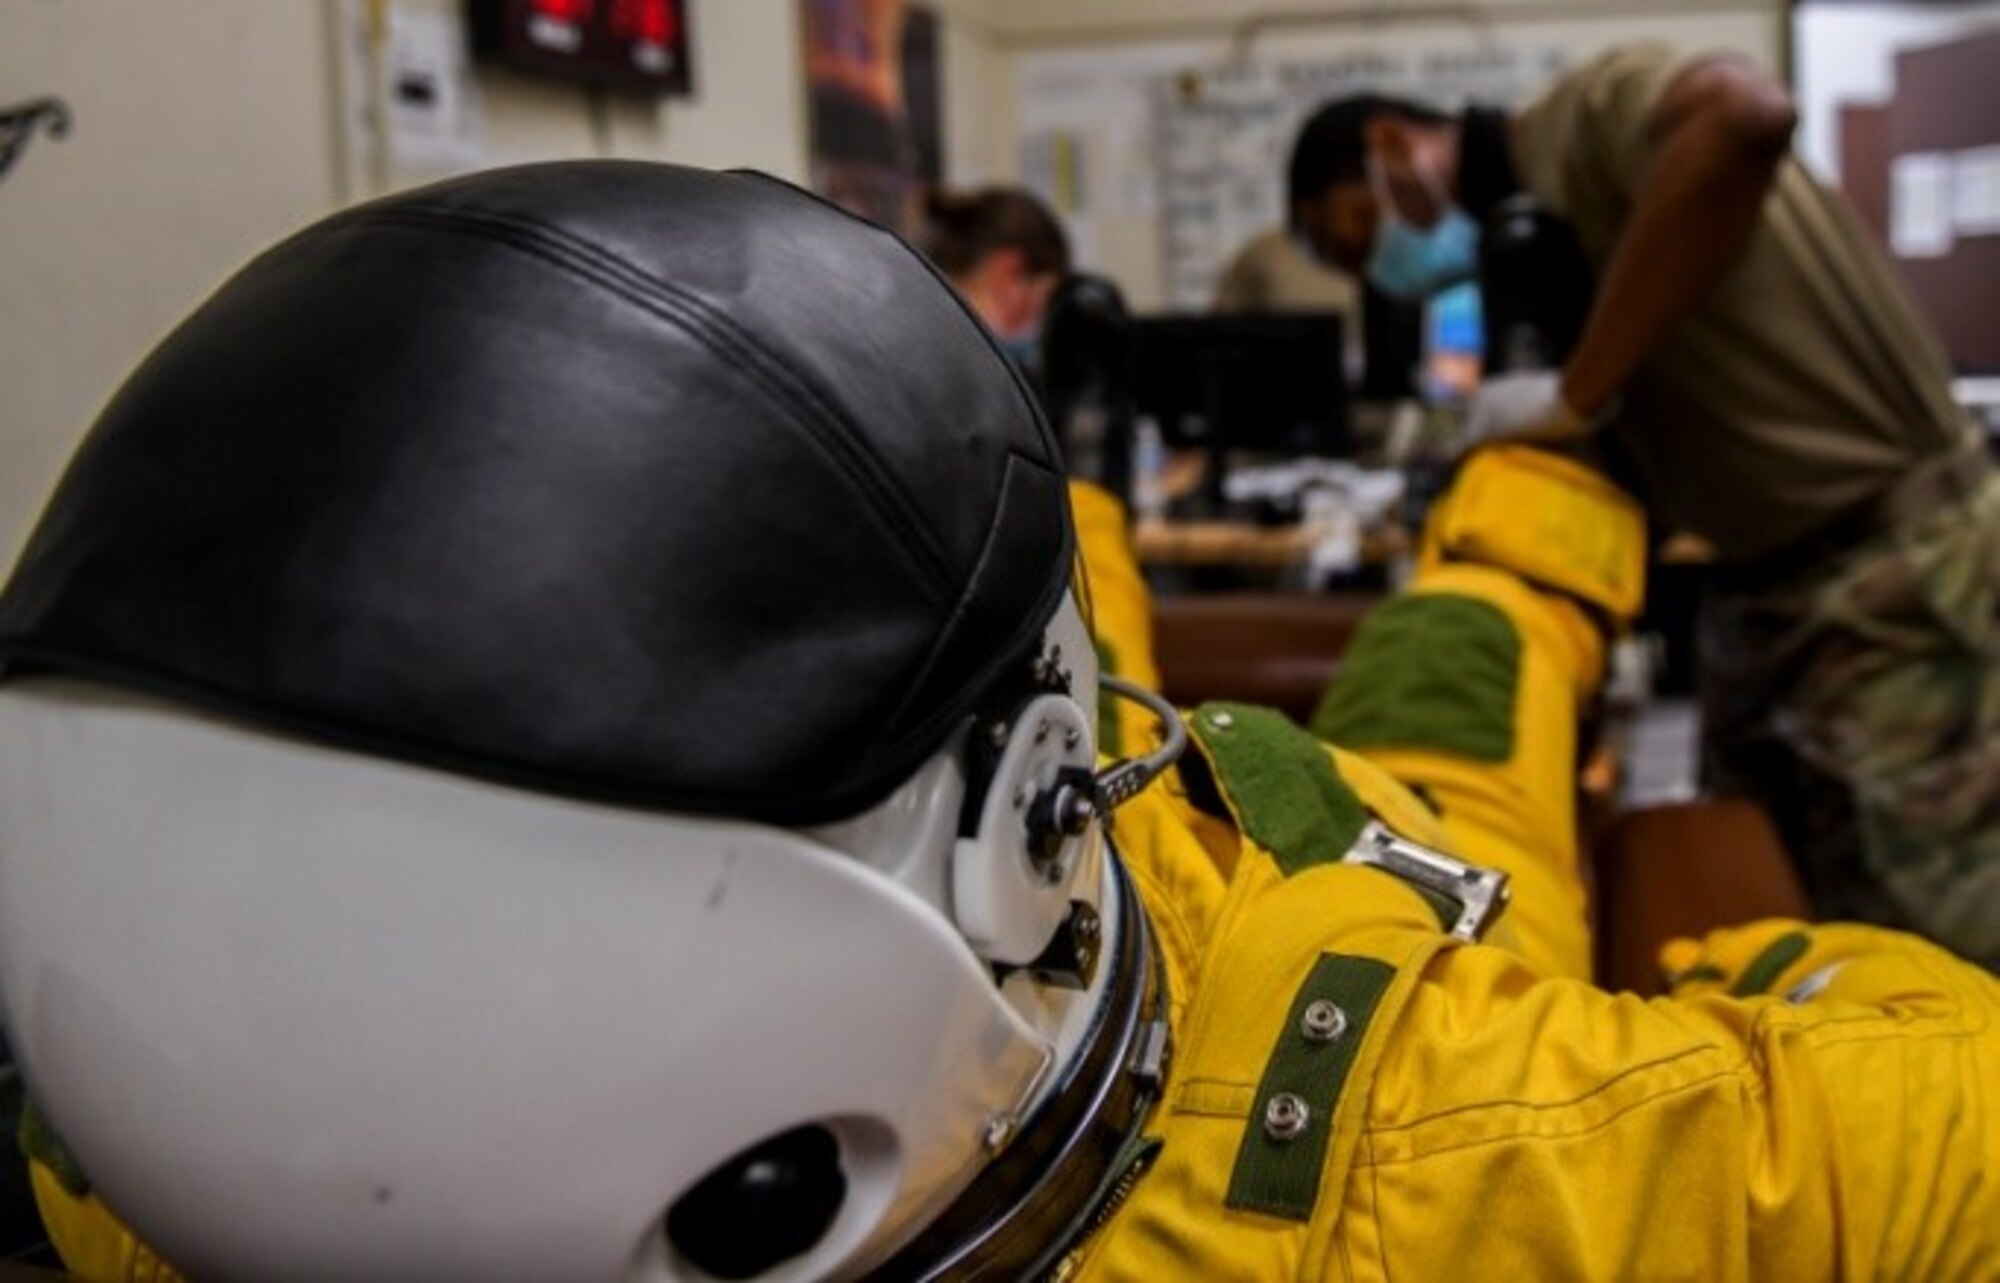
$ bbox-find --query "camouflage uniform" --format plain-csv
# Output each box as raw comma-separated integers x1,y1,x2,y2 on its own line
1499,45,1997,966
1702,472,2000,968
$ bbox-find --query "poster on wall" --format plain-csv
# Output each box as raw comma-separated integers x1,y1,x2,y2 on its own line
801,0,943,237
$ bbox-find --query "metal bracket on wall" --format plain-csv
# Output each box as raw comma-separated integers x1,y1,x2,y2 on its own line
0,98,72,184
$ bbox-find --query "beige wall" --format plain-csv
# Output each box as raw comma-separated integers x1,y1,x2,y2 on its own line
0,0,1004,564
0,1,337,564
938,2,1011,185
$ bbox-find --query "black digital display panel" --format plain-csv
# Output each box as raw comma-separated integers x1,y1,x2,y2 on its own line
467,0,693,96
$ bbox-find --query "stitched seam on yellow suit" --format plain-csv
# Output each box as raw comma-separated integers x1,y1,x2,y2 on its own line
1357,1067,1743,1168
1368,1010,1975,1149
1363,1044,1722,1137
1369,945,1976,1135
1359,987,1978,1164
1172,1079,1257,1119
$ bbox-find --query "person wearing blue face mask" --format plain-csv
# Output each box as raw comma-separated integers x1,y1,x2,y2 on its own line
1287,49,2000,972
920,184,1071,377
1361,149,1481,303
1292,93,1585,439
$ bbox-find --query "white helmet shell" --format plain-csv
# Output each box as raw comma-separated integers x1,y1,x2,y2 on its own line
0,598,1159,1281
0,161,1181,1282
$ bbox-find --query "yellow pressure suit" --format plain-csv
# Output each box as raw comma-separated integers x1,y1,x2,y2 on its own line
1061,451,2000,1282
25,453,2000,1280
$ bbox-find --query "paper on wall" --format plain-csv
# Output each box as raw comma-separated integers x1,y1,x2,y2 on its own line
1952,146,2000,238
382,5,485,175
336,0,486,195
1891,152,1954,258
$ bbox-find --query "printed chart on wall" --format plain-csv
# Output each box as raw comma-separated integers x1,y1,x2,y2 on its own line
1156,47,1563,309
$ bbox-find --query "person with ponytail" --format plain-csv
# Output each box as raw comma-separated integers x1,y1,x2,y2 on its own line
919,185,1071,368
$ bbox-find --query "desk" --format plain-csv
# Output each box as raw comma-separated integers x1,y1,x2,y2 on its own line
1152,592,1382,724
1134,519,1409,571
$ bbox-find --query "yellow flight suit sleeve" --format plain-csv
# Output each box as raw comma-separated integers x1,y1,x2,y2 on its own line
1352,915,2000,1282
1348,568,1602,980
1075,451,1643,980
1313,447,1646,980
1068,480,1162,759
1651,920,2000,1280
1066,479,1232,1015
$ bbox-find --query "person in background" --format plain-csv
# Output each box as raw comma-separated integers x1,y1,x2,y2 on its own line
1287,45,2000,967
919,184,1071,369
1211,227,1367,393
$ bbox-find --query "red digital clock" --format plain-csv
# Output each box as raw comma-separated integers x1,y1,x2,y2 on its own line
467,0,694,96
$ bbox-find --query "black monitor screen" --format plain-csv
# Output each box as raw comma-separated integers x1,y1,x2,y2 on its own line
1358,284,1423,401
1132,312,1349,458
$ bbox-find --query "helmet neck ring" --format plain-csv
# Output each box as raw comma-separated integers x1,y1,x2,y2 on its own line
870,852,1168,1280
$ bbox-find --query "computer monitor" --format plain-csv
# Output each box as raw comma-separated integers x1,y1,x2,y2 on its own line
1424,282,1484,402
1131,312,1350,458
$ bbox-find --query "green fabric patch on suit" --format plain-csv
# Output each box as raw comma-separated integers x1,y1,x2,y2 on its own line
1730,931,1813,997
1309,593,1522,763
1227,953,1394,1221
1093,636,1123,758
1189,702,1367,876
17,1094,87,1197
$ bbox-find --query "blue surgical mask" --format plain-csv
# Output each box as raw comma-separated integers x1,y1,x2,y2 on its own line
1365,158,1479,300
996,326,1043,375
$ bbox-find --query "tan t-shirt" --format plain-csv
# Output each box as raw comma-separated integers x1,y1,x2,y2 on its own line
1511,43,1972,560
1211,227,1361,318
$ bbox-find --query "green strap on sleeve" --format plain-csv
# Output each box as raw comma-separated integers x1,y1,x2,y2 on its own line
1227,953,1394,1221
1730,931,1813,997
1310,593,1522,763
1188,703,1368,877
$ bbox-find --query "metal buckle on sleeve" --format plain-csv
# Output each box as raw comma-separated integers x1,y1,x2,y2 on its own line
1343,821,1510,942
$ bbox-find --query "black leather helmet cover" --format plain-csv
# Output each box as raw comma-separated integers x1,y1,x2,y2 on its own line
0,162,1074,824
